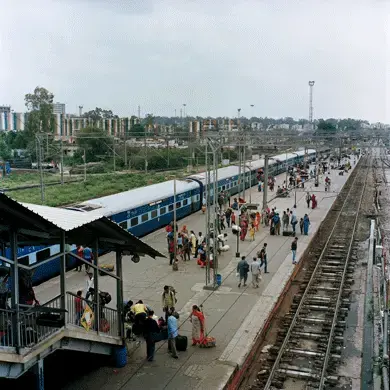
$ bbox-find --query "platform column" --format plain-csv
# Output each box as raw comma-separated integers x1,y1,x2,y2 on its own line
116,248,124,338
60,231,66,326
93,239,100,333
33,359,44,390
10,229,21,351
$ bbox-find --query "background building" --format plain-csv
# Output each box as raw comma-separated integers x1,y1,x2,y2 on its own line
0,106,11,114
52,102,66,115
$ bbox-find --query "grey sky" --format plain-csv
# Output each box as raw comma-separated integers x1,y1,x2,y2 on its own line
1,0,389,122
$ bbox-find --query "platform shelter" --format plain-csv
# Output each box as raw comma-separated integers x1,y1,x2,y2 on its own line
0,194,163,389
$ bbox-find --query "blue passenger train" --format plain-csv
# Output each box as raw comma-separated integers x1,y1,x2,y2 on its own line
15,149,320,285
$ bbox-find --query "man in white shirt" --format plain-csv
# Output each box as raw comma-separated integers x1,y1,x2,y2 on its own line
250,257,261,288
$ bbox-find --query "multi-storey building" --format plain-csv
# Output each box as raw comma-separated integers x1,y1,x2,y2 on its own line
52,102,66,115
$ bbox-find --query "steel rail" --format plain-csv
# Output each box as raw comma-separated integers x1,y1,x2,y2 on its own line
318,158,370,388
263,157,368,389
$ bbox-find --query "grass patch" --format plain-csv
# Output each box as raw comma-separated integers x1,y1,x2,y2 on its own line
0,172,65,189
7,173,168,206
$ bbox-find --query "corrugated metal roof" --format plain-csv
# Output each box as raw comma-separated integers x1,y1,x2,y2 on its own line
21,202,104,231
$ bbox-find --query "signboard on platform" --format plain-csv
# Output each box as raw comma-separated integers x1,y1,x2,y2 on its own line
81,304,94,331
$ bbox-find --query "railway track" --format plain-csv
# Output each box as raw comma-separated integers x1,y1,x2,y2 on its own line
250,157,370,390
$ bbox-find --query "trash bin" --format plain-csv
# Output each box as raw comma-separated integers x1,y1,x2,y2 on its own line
216,274,222,286
113,345,128,368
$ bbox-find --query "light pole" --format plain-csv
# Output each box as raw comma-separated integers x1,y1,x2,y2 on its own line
292,152,299,208
250,104,254,130
173,177,177,270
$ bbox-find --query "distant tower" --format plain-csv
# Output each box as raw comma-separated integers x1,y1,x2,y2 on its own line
308,81,315,123
79,105,83,116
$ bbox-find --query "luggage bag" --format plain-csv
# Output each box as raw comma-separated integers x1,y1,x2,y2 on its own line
99,264,115,276
175,335,188,351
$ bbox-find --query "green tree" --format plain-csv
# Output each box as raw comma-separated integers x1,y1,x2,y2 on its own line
316,120,337,141
75,126,111,162
130,123,145,137
24,86,55,134
83,108,118,121
0,137,12,161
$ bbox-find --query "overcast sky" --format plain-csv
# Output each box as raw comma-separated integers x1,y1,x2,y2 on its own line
1,0,389,122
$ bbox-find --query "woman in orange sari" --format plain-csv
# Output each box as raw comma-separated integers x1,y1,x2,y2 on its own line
254,212,261,231
190,305,205,345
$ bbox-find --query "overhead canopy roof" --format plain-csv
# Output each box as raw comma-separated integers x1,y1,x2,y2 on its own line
0,194,164,259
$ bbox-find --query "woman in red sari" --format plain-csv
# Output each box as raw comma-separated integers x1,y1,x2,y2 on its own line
240,219,248,241
311,194,317,209
190,305,205,345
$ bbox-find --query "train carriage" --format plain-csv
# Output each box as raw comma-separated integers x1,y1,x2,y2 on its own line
10,149,318,285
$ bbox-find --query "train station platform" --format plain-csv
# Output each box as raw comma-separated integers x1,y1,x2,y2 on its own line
34,159,359,390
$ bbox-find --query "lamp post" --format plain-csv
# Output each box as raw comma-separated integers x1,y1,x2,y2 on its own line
292,152,299,208
173,177,177,269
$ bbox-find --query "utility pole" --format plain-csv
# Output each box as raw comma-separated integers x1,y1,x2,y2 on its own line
37,134,45,204
144,127,148,173
60,140,64,185
83,149,87,182
242,133,246,201
309,81,315,131
113,136,116,172
138,105,141,121
263,156,269,211
124,134,127,169
237,109,242,200
173,177,177,270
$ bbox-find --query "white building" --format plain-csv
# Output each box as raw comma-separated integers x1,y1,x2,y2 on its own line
53,102,66,115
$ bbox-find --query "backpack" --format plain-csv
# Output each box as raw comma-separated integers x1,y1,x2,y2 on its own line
257,248,265,260
273,215,280,224
167,286,178,303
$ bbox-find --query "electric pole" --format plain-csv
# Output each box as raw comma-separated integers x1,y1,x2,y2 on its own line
309,81,315,131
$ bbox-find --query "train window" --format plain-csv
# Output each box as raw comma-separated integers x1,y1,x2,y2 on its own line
222,185,226,190
19,255,30,266
151,210,158,219
36,248,51,262
119,221,128,230
131,217,139,227
160,207,166,215
183,199,188,206
169,204,173,211
176,201,181,209
142,213,149,222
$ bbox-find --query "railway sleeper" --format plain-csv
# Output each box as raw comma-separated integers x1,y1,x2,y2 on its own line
276,368,339,383
284,348,342,359
292,317,346,327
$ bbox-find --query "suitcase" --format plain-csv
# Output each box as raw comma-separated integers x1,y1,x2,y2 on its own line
270,226,275,236
175,335,188,351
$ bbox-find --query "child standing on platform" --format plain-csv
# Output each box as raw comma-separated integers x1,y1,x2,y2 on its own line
249,223,256,241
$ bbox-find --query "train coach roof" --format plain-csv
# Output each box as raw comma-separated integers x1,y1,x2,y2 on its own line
0,194,164,258
74,179,199,215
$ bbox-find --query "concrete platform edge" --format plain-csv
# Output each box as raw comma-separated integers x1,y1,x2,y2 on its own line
206,167,357,390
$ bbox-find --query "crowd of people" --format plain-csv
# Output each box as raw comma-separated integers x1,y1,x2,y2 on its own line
121,286,213,362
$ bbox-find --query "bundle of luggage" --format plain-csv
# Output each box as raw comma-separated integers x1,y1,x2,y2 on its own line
199,336,216,348
99,264,115,276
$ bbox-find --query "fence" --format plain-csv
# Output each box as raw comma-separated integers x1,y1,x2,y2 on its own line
66,292,119,338
0,295,62,349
